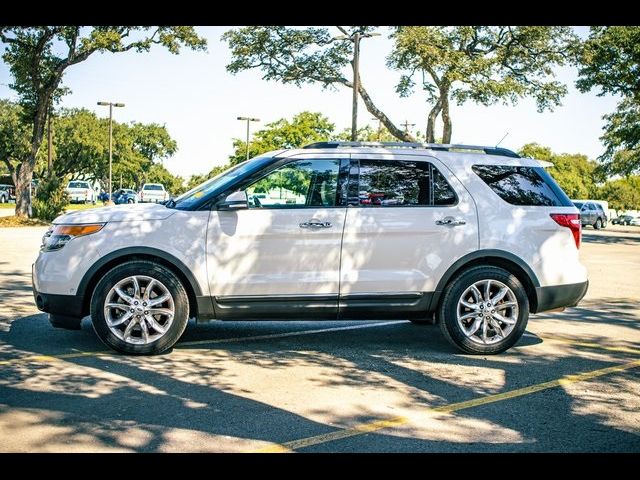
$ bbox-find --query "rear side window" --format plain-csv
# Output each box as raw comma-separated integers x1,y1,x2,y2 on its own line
357,160,457,207
472,165,573,207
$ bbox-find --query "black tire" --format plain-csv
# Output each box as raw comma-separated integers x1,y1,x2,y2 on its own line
90,260,189,355
594,218,602,230
49,313,82,330
0,194,6,204
438,266,529,355
127,198,134,204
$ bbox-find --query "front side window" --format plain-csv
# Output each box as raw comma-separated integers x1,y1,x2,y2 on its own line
357,160,457,207
472,165,573,207
246,159,340,208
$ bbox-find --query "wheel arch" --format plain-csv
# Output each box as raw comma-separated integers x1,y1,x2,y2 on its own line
78,247,203,319
428,250,540,314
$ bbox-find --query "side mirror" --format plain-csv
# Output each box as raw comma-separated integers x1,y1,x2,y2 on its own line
218,190,248,210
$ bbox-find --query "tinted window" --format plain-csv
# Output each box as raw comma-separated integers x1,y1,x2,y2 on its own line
358,160,456,207
472,165,572,207
144,185,163,191
432,167,457,206
588,203,596,211
246,159,340,208
68,181,88,189
573,202,584,209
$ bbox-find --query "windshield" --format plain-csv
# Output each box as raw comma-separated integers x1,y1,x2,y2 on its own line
172,156,275,210
573,202,584,209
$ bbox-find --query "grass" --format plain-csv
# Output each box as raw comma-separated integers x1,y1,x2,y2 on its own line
0,215,49,227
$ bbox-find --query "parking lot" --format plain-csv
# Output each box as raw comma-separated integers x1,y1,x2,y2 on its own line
0,224,639,452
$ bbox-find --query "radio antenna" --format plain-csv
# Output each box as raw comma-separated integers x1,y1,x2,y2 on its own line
496,132,509,147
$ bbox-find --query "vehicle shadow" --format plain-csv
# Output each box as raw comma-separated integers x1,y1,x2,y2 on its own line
1,308,639,452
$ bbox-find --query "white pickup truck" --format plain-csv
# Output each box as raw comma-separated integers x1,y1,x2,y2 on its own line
139,183,169,203
66,180,96,204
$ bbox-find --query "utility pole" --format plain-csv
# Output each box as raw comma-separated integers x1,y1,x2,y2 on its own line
334,31,380,141
401,120,416,135
237,117,260,161
97,101,125,204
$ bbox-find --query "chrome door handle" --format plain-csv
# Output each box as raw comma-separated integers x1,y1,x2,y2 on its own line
299,221,332,229
435,216,466,226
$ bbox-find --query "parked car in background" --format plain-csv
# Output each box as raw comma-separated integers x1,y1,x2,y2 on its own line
572,200,607,229
629,216,640,226
612,215,634,225
0,184,15,203
139,183,169,203
113,189,139,205
66,181,96,204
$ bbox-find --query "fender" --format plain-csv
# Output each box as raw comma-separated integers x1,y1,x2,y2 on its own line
77,247,204,313
428,249,540,311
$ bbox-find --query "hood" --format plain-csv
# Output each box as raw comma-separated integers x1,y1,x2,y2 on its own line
54,203,176,225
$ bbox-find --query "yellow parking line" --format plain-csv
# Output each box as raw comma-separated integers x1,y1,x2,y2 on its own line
250,358,640,453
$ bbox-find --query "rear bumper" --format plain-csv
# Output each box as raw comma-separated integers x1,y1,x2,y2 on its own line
533,280,588,313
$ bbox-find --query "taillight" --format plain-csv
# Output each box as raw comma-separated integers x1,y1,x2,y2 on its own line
550,213,581,249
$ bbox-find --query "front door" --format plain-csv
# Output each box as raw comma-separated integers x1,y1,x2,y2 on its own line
339,154,479,318
206,156,348,319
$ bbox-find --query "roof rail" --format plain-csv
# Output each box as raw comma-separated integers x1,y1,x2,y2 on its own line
302,141,520,158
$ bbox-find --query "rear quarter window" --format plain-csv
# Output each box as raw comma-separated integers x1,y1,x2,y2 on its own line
472,165,573,207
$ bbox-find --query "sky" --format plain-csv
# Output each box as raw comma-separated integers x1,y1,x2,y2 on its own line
0,26,621,179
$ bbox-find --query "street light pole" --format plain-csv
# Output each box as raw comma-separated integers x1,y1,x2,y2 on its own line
237,117,260,161
97,101,125,204
334,31,380,141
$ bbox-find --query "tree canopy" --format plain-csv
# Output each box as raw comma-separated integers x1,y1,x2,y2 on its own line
0,26,206,217
576,26,640,175
389,26,577,143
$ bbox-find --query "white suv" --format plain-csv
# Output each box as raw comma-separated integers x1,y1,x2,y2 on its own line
66,180,96,204
139,183,169,203
33,142,588,355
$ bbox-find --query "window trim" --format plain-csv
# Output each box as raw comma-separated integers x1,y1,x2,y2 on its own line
212,157,350,210
350,158,459,209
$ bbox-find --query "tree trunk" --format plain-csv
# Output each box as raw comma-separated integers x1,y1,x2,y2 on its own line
14,98,49,218
441,94,452,144
426,98,443,143
357,83,416,143
14,162,34,217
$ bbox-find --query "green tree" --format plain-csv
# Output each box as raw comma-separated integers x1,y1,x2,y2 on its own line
336,124,406,142
0,99,31,185
228,111,335,165
222,26,414,142
519,143,598,198
1,26,206,217
596,176,640,211
576,26,640,175
389,26,577,143
144,163,185,196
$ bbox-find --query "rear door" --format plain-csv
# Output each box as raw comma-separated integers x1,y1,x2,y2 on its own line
339,154,479,317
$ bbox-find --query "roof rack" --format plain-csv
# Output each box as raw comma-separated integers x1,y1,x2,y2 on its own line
302,141,520,158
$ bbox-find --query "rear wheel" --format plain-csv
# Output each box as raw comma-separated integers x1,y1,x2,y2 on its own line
439,266,529,355
127,198,134,204
594,218,602,230
90,260,190,355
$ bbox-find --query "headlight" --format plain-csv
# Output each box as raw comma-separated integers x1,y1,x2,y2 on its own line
41,223,105,252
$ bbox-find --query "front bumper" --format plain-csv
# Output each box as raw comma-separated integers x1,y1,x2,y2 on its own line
533,280,589,313
33,289,84,318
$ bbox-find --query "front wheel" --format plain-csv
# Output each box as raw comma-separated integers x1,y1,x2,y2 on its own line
438,266,529,355
90,260,190,355
594,218,602,230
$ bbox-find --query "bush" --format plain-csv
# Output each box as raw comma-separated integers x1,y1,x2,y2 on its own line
32,176,69,222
